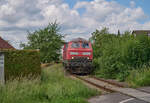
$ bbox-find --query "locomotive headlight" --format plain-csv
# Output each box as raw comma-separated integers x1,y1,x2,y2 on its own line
70,52,79,55
82,52,91,55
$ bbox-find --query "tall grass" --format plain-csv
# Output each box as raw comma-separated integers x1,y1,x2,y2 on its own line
0,78,41,103
0,64,99,103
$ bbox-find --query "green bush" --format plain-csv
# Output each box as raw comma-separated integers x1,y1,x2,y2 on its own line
1,50,41,80
21,22,64,63
92,28,150,81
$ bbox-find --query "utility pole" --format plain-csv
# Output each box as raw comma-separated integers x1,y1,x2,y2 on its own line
0,52,5,85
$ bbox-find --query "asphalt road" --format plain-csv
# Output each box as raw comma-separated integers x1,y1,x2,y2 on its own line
138,87,150,93
88,93,147,103
88,87,150,103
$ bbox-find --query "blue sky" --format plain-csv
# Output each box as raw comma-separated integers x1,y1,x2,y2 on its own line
0,0,150,48
64,0,150,13
64,0,92,8
114,0,150,16
62,0,150,25
64,0,150,19
111,0,150,23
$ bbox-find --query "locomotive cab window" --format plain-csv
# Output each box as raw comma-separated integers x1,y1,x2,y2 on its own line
82,43,89,48
71,42,80,48
65,43,68,49
64,43,68,50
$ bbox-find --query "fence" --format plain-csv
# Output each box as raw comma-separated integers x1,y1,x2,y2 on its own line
0,52,4,85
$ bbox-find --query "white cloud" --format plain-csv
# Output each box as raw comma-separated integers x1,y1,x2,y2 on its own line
74,0,149,33
0,0,150,48
130,1,135,8
142,22,150,29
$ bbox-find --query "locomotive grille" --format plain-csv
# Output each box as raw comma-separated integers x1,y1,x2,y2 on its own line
66,56,92,73
72,57,88,62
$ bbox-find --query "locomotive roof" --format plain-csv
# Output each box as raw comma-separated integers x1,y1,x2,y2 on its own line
70,38,89,43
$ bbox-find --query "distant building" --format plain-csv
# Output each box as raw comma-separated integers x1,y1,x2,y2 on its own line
132,30,150,36
0,36,15,49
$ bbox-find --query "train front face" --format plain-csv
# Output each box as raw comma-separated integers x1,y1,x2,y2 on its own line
67,41,93,74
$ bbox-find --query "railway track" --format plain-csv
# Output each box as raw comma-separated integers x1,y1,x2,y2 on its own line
73,75,124,92
72,75,150,103
76,76,114,92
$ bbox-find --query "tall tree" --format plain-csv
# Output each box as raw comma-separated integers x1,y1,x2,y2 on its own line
20,22,64,63
118,30,121,36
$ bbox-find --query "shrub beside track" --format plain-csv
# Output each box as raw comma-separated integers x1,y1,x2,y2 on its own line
92,28,150,82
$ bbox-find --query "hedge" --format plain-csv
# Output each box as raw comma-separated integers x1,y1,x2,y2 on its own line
1,50,41,80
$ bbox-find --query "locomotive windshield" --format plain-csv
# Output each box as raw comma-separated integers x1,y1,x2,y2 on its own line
82,43,89,48
71,42,80,48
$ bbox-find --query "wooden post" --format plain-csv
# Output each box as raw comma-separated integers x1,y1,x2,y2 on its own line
0,52,4,85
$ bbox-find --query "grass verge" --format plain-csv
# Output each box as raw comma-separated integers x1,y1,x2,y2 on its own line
0,64,99,103
126,68,150,88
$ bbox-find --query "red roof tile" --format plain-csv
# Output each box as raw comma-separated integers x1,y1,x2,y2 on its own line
0,37,15,49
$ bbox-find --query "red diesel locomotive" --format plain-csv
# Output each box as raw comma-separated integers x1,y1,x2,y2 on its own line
63,38,93,74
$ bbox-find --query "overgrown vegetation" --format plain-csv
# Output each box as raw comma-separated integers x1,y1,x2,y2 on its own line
2,50,41,80
20,22,64,63
91,28,150,83
0,64,99,103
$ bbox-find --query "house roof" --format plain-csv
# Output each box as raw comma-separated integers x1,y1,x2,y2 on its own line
132,30,150,35
0,37,15,49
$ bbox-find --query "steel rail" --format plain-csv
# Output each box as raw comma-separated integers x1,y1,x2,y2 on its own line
91,76,150,94
74,75,115,92
92,76,125,88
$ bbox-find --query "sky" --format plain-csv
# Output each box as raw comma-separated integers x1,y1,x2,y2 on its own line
0,0,150,48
